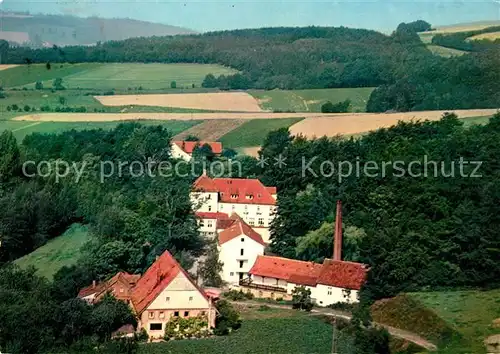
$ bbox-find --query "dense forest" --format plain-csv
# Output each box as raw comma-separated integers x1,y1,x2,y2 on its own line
258,113,500,300
3,23,500,111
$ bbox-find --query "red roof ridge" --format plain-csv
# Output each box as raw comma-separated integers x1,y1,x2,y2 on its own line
218,213,266,246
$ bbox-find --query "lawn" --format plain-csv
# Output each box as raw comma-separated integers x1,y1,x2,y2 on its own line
14,223,91,280
139,309,354,354
249,87,374,113
219,118,303,148
0,119,202,141
32,63,238,90
409,290,500,354
461,115,493,127
0,63,102,88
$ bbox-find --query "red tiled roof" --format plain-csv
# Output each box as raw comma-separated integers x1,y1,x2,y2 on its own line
193,175,219,193
78,282,106,298
266,187,277,195
130,250,208,314
217,218,236,230
218,213,266,246
249,255,323,286
316,259,367,290
195,212,229,220
173,141,223,154
249,256,367,290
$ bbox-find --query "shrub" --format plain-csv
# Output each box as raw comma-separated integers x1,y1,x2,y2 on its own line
223,289,254,301
23,105,31,112
292,286,313,312
258,305,271,311
321,99,351,113
214,300,241,336
103,90,115,96
59,96,66,105
6,105,11,111
164,315,211,340
327,302,356,312
41,105,51,112
170,81,177,89
0,92,6,99
11,104,18,111
35,81,43,90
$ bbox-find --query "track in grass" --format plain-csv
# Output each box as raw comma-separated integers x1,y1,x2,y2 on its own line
14,224,91,280
0,119,202,141
219,118,303,148
55,63,237,90
249,87,374,113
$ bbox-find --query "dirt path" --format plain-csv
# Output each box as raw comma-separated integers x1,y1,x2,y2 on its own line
232,300,437,351
0,64,19,71
174,119,246,141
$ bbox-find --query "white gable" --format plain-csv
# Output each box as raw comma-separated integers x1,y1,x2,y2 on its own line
147,272,209,310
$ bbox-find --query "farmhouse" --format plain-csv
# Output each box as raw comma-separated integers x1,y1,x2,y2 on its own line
171,141,222,161
78,250,216,339
217,213,266,284
239,201,368,306
191,174,277,243
130,250,216,339
78,271,140,304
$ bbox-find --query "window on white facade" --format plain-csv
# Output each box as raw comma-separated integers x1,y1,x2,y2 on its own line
328,291,332,295
208,221,213,227
240,249,244,256
248,218,255,226
174,311,179,317
184,311,189,317
199,220,204,227
230,272,234,276
241,237,244,242
189,296,193,301
159,311,165,319
149,312,155,319
232,205,236,210
258,218,264,226
208,205,212,211
239,261,244,268
166,297,170,302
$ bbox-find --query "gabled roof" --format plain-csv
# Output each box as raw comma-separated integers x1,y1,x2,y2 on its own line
249,256,368,290
193,177,276,205
193,174,219,193
218,213,266,246
316,259,367,290
249,255,323,286
130,250,209,314
173,141,223,154
77,271,140,299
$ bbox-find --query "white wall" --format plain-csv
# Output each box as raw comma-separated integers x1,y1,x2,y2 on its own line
197,218,217,238
191,192,219,213
314,284,359,306
219,234,264,285
171,143,192,161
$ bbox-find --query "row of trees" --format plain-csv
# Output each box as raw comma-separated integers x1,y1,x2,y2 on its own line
258,113,500,301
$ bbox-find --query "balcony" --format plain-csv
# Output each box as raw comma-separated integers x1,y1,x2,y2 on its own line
239,279,287,293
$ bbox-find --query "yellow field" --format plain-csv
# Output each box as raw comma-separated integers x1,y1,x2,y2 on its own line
430,22,500,34
95,92,263,112
289,109,499,138
0,65,18,71
467,31,500,41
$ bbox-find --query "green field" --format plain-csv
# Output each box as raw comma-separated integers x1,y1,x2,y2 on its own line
249,87,374,113
410,290,500,353
0,63,101,88
14,223,91,280
219,118,303,148
27,63,237,90
0,119,202,141
139,309,353,354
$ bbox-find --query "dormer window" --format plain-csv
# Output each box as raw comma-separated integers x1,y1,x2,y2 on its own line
246,195,254,200
231,194,238,199
257,193,262,198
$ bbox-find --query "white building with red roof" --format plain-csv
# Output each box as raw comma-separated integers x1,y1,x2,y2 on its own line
239,201,368,306
216,213,266,284
171,141,223,161
191,174,277,243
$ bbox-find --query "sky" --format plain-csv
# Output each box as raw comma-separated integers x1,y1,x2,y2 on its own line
1,0,499,33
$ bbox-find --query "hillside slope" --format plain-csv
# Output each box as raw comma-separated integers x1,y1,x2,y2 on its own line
0,11,195,46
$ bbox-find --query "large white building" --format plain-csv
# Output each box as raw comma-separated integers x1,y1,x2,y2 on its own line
191,175,277,243
216,213,266,284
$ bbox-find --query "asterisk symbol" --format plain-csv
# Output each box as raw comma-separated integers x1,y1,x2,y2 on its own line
256,155,268,168
274,154,287,168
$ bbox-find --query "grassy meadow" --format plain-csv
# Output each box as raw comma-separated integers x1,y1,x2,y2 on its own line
249,87,374,112
410,290,500,354
21,63,238,90
14,224,91,280
219,118,303,148
0,119,202,141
